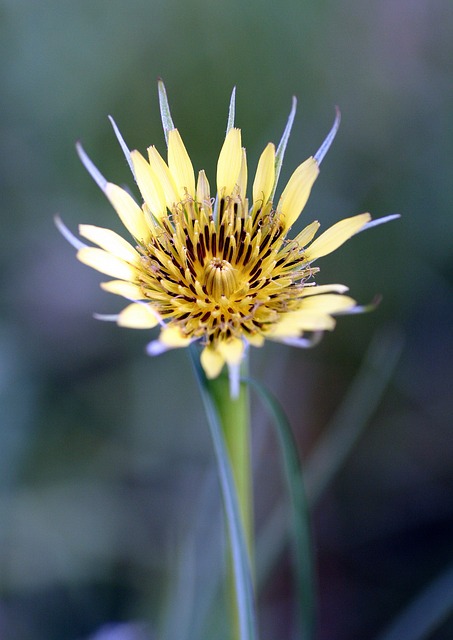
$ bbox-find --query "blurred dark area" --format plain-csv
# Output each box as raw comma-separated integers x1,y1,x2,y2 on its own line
1,0,452,638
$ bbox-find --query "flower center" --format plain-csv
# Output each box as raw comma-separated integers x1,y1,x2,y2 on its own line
203,258,238,301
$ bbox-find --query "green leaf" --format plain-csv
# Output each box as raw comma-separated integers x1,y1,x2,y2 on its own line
246,377,316,640
304,327,404,504
256,327,403,595
190,346,258,640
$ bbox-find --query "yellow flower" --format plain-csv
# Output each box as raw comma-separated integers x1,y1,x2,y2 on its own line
60,81,395,394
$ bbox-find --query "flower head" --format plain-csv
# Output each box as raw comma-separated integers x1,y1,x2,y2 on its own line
62,81,393,394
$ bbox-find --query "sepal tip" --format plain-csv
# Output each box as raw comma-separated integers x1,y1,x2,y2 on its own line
314,106,341,165
54,215,87,251
76,142,108,191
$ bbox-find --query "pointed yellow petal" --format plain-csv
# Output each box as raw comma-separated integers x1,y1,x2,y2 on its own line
101,280,145,299
196,170,211,204
77,247,137,280
236,148,248,198
104,183,150,242
147,146,180,210
79,224,139,263
278,157,319,229
130,150,166,219
304,213,371,261
301,284,349,297
217,337,244,365
216,128,242,197
200,345,225,379
117,303,160,329
168,129,195,200
292,220,320,248
270,293,356,338
252,143,275,206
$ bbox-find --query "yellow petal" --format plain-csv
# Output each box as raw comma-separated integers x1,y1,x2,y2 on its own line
130,150,166,218
101,280,145,299
300,293,356,314
168,129,195,200
270,313,336,336
292,220,320,248
200,345,225,379
216,128,242,197
105,182,150,242
301,284,349,297
288,313,336,332
117,303,160,329
304,213,371,261
159,325,192,348
196,170,211,204
252,143,275,207
77,247,137,280
278,157,319,229
270,293,356,338
237,147,248,198
147,146,180,210
217,337,244,365
245,333,265,347
79,224,139,263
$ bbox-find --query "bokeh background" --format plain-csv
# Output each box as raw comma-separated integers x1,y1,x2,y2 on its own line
1,0,452,638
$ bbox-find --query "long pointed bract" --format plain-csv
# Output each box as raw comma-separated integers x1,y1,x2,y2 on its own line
226,86,236,133
76,142,108,191
358,214,401,233
271,96,297,201
314,107,341,165
108,115,135,177
158,79,175,145
54,215,87,251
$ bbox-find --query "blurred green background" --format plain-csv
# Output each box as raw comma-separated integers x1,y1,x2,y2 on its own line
1,0,452,638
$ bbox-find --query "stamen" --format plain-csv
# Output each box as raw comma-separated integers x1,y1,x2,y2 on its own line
249,259,263,278
204,225,210,252
222,236,230,259
219,224,225,252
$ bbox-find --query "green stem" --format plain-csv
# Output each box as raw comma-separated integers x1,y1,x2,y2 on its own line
206,365,254,639
207,371,253,559
190,346,257,640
